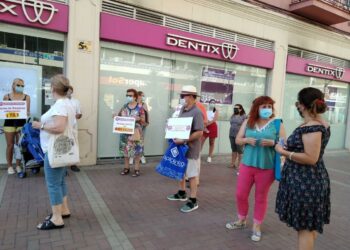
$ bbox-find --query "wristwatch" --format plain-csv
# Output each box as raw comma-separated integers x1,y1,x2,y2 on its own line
40,123,45,130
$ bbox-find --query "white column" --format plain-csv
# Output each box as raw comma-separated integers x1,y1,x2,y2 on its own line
66,0,101,165
266,38,289,117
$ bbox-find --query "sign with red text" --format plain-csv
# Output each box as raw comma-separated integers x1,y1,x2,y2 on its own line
113,116,135,134
0,101,27,119
165,117,193,139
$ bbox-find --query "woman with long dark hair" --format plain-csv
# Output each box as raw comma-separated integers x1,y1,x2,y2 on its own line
226,96,285,242
229,104,246,172
275,87,330,250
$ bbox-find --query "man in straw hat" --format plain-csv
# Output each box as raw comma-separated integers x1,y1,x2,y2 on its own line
167,85,204,212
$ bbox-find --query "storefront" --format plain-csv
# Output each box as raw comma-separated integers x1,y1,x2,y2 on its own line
284,55,350,149
97,13,275,158
0,0,68,164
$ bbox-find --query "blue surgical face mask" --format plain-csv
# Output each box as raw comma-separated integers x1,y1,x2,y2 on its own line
259,108,272,119
179,98,186,105
209,103,215,109
126,96,133,103
142,96,146,102
15,86,24,93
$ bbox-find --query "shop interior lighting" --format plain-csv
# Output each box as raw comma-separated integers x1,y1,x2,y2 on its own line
100,64,152,75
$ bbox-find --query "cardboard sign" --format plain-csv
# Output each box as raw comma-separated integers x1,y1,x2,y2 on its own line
165,117,193,139
0,101,27,120
113,116,135,134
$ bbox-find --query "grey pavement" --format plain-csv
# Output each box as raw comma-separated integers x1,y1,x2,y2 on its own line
0,152,349,250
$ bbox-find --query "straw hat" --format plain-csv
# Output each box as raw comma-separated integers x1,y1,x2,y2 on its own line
180,85,199,96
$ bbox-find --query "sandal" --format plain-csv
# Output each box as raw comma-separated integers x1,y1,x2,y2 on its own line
132,170,140,177
37,220,64,230
45,213,71,221
120,168,130,175
226,220,247,230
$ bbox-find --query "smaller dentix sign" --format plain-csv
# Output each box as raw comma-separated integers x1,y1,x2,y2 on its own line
166,33,239,61
77,40,92,53
0,0,59,25
306,63,345,80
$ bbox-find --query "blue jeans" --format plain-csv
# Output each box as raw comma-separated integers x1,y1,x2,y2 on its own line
44,153,67,206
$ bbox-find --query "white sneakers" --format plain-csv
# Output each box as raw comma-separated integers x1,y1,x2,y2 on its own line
8,166,22,175
16,166,22,173
207,157,212,163
7,167,15,175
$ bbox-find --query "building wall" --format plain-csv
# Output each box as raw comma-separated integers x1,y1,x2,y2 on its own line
65,0,101,165
65,0,350,165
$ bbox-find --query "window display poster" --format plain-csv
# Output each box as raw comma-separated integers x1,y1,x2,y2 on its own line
0,62,42,164
200,67,235,104
0,62,42,118
324,86,337,110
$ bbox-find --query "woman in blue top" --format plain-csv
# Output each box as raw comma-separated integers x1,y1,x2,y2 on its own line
226,96,286,242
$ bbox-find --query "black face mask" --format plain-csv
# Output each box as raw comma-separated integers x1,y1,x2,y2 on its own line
234,108,239,114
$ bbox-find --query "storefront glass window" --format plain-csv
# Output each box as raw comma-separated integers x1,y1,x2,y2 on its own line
0,31,64,164
98,43,267,158
283,74,349,149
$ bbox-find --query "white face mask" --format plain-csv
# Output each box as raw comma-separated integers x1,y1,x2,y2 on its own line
179,98,186,105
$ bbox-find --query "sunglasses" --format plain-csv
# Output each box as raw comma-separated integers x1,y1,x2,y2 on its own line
181,94,195,98
126,95,134,97
16,84,24,87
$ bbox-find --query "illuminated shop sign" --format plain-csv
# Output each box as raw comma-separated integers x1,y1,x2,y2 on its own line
166,33,239,60
0,0,58,25
306,63,345,80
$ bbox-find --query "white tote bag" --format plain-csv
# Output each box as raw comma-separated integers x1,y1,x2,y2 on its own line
48,101,80,168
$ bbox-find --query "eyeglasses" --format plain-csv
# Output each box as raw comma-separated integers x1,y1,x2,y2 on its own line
295,101,300,107
126,95,134,97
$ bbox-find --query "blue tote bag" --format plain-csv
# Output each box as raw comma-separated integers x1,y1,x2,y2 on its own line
156,140,189,181
274,119,282,181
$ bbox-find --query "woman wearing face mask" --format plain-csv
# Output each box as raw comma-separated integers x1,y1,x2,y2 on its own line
116,89,145,177
137,91,149,165
275,88,330,250
201,99,218,163
226,96,286,242
32,75,74,230
229,104,246,171
3,78,31,175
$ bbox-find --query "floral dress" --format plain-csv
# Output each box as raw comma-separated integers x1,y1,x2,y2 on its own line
275,125,331,233
118,104,145,158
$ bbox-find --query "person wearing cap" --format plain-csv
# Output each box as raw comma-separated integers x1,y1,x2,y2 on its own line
167,85,204,213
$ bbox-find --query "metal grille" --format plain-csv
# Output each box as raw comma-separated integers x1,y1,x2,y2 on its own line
48,0,69,4
164,16,190,32
288,47,350,67
101,0,274,51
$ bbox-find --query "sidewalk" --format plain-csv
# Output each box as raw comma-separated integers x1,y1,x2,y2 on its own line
0,152,349,250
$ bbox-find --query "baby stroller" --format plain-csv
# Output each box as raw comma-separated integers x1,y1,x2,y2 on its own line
17,121,45,178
